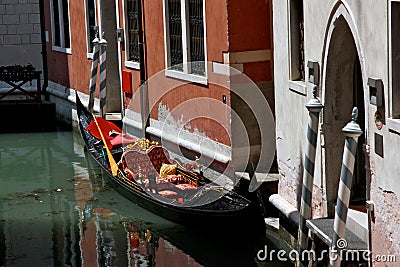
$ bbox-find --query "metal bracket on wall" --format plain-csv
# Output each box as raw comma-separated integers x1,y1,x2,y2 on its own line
307,60,319,85
116,28,124,42
368,77,383,107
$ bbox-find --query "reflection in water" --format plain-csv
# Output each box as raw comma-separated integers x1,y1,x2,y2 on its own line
0,131,292,267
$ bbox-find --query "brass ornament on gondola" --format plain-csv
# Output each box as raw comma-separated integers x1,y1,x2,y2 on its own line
127,138,159,151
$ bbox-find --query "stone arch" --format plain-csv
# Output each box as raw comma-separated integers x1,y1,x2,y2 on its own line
320,3,370,217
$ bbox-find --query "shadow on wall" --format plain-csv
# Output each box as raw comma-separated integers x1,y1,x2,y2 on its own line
296,145,304,211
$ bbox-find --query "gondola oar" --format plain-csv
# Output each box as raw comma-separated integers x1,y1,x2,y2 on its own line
91,113,119,176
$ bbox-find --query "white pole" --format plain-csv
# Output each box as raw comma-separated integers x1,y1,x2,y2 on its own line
88,34,100,113
297,86,323,266
330,107,362,267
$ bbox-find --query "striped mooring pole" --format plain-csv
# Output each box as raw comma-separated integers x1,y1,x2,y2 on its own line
88,34,100,113
297,85,323,266
330,107,363,267
99,35,108,118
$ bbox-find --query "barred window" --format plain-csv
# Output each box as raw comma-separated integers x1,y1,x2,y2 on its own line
127,0,140,62
86,0,97,53
168,0,183,71
188,0,205,75
164,0,207,80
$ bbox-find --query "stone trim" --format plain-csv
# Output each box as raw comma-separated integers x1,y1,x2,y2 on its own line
223,49,272,64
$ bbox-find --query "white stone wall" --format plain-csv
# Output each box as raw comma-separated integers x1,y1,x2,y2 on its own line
0,0,42,72
273,0,400,258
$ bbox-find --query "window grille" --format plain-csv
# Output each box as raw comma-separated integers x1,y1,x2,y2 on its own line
127,0,140,62
188,0,205,75
168,0,183,71
87,0,96,53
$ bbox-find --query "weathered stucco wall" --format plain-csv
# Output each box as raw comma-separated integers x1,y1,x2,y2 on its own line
273,0,312,207
44,0,92,91
121,0,232,146
273,0,400,256
122,0,274,173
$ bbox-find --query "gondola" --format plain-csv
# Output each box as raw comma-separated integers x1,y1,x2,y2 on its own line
76,94,263,228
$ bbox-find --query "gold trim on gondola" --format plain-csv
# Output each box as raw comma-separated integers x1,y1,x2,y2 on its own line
126,138,159,151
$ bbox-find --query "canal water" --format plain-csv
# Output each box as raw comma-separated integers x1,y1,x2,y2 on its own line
0,130,293,267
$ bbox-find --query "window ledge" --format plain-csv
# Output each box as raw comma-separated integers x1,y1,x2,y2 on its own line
52,46,71,54
165,69,207,85
125,61,140,70
289,80,307,96
387,118,400,134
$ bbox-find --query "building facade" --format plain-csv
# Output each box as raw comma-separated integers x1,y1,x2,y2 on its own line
119,0,274,173
43,0,274,176
272,0,400,260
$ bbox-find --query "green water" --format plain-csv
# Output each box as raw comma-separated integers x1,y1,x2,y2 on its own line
0,130,292,267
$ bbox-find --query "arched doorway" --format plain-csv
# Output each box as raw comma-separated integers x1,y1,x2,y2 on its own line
323,15,368,217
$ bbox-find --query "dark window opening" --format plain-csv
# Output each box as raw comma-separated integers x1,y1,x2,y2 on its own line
52,0,70,49
168,0,183,71
62,0,70,48
52,0,61,47
350,56,366,210
127,0,140,62
188,0,205,76
289,0,305,81
88,0,97,53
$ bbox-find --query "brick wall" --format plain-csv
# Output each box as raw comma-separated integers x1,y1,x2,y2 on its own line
0,0,42,73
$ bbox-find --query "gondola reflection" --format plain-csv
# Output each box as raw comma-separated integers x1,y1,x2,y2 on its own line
123,220,158,267
121,218,201,267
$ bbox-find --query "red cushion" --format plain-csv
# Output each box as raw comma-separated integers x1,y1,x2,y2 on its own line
86,118,122,149
86,117,122,139
110,134,136,147
175,183,197,191
158,190,178,197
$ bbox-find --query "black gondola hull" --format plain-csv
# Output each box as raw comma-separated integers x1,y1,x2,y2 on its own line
75,94,264,229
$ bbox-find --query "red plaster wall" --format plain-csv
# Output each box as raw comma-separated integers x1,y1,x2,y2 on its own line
44,0,69,87
121,0,232,146
45,0,93,94
45,0,275,147
228,0,273,83
243,61,273,83
228,0,271,52
204,0,228,63
68,1,92,94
